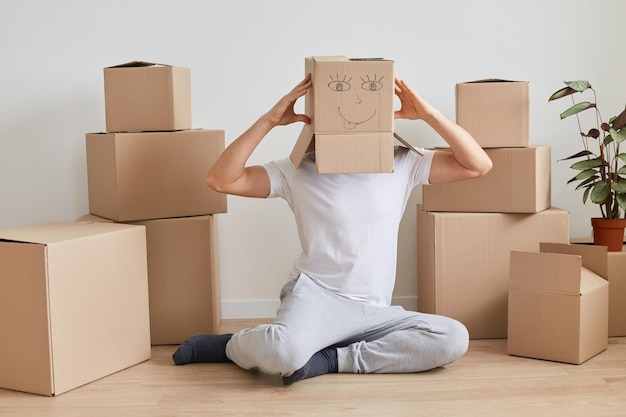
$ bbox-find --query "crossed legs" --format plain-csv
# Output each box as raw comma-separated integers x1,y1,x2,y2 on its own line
174,274,469,383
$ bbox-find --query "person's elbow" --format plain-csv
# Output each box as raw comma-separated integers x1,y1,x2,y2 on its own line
205,171,228,194
462,155,493,181
473,155,493,178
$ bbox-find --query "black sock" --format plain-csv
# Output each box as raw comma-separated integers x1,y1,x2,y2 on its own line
283,348,338,385
172,334,233,365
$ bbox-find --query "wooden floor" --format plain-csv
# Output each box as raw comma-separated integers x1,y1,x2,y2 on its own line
2,319,626,417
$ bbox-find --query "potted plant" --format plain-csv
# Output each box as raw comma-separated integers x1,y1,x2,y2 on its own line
548,80,626,251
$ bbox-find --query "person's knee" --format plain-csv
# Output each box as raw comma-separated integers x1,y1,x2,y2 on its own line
443,318,469,362
263,341,311,375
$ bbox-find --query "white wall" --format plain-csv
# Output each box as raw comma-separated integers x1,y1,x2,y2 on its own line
2,0,625,318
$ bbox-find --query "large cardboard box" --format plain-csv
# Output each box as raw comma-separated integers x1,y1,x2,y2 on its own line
417,206,570,339
456,79,529,148
104,61,191,132
291,56,395,173
86,129,227,222
508,249,608,364
542,242,626,337
77,214,222,345
423,145,551,213
0,222,150,396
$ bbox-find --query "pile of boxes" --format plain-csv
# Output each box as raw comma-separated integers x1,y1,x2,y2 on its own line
0,61,226,396
416,79,614,364
84,61,227,345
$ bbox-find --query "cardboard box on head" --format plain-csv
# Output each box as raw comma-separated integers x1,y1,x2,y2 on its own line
290,56,396,174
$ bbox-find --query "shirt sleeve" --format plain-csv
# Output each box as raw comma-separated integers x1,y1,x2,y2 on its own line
396,146,435,188
262,158,296,200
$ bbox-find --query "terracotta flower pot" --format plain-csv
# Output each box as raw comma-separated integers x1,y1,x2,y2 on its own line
591,218,626,251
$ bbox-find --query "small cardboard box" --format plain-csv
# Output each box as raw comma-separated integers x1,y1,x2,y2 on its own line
86,129,227,221
417,206,570,339
0,222,151,396
508,249,608,364
456,79,529,148
543,242,626,337
423,145,551,213
291,56,395,173
77,214,221,345
104,61,192,132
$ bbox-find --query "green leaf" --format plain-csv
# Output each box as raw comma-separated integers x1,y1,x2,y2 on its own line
612,108,626,130
611,179,626,193
570,157,602,170
575,176,598,190
617,193,626,212
575,169,599,181
618,153,626,163
560,102,596,119
591,181,611,204
618,166,626,175
610,127,626,144
583,186,591,203
564,80,592,92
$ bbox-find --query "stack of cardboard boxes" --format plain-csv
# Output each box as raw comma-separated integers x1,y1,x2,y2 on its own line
417,79,569,339
0,61,227,396
417,79,618,364
81,61,227,346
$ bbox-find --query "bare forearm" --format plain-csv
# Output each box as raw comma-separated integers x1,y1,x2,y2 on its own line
423,109,492,176
206,75,311,196
205,116,274,192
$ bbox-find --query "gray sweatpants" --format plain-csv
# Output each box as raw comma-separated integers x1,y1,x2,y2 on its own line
225,274,469,377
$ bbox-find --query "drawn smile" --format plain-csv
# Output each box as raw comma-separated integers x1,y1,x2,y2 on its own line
337,107,377,130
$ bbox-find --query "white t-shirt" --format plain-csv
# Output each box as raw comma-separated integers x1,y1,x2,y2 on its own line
263,146,435,306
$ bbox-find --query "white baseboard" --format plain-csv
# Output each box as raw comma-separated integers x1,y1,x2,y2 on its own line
221,296,418,319
221,299,281,319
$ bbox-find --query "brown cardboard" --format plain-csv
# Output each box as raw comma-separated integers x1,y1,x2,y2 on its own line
456,79,529,148
417,206,570,339
86,129,227,221
541,242,626,337
290,57,395,173
0,222,150,396
508,250,608,364
423,146,551,213
77,214,222,345
291,126,394,173
104,61,191,132
305,56,394,134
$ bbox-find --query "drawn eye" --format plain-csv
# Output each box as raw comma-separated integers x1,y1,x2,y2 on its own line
360,75,384,91
328,75,352,92
362,81,383,91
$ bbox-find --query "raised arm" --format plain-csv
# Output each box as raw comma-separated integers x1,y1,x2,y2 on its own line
394,78,492,184
206,75,311,198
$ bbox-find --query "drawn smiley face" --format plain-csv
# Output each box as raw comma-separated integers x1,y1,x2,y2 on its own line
327,74,385,130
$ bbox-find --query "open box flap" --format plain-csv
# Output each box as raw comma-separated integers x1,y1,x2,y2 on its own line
106,61,169,69
510,251,583,295
540,242,609,279
290,124,315,168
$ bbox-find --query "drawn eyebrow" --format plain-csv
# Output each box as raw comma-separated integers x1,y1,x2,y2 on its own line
361,74,384,82
329,74,352,83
